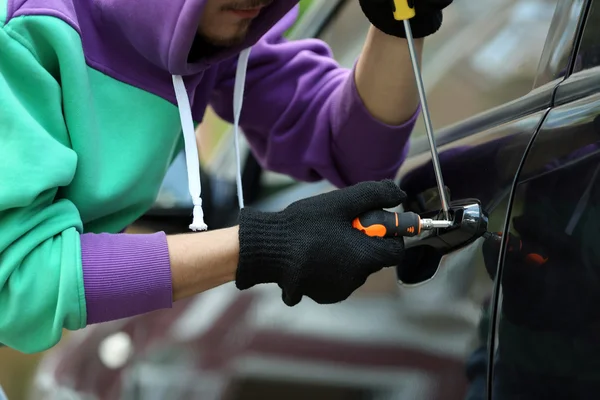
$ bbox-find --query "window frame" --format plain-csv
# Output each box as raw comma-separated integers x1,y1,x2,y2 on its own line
554,0,600,105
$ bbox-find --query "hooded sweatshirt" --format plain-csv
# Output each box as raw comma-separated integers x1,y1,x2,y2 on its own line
0,0,418,353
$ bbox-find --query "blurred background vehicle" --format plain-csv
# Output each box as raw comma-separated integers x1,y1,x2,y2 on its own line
7,0,596,398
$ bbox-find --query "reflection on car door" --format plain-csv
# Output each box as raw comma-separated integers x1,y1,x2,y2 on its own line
491,92,600,400
491,1,600,396
396,107,550,400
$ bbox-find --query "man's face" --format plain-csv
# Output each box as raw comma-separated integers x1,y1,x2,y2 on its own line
198,0,274,47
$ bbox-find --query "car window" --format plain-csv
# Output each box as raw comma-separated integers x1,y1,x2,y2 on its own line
532,0,586,88
573,0,600,73
252,0,559,188
200,0,558,187
319,0,558,137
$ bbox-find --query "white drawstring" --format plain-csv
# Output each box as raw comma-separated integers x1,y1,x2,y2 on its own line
171,47,252,231
172,74,207,231
233,47,252,210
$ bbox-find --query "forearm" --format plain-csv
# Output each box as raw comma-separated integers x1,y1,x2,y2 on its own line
168,226,239,301
82,228,239,325
355,26,422,125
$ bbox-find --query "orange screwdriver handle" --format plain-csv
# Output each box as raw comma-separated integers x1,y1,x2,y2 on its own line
352,210,421,238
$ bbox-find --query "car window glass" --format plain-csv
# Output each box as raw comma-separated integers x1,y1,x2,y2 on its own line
533,0,586,88
319,0,558,137
257,0,559,187
573,1,600,73
201,0,557,186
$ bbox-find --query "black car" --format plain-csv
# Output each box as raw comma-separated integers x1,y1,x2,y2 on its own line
30,0,600,399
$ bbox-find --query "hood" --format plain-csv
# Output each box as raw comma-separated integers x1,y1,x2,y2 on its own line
94,0,298,75
94,0,300,230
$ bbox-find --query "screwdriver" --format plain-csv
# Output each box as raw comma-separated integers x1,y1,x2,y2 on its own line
393,0,451,221
352,209,452,238
354,1,453,238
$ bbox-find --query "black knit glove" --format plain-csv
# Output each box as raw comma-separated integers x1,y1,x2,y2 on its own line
236,180,406,306
359,0,453,39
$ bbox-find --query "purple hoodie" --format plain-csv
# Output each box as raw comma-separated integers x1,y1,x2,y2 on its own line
6,0,418,326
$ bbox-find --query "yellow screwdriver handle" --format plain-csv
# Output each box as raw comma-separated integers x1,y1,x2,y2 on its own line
393,0,416,20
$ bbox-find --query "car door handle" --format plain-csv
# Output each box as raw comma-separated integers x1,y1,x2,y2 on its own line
396,200,489,286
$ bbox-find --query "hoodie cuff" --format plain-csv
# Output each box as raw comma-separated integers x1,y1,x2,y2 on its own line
81,232,173,324
331,64,420,184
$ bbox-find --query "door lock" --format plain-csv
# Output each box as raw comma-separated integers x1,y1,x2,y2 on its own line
396,200,489,285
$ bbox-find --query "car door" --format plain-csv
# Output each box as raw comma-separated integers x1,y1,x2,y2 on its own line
394,1,588,399
489,1,600,398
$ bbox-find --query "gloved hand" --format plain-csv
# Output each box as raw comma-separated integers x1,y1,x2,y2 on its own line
359,0,453,39
236,180,406,306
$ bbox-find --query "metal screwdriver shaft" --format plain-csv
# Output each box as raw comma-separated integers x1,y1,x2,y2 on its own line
401,16,450,221
353,1,453,238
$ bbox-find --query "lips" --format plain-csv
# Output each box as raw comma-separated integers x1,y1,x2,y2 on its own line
224,0,273,19
228,8,262,18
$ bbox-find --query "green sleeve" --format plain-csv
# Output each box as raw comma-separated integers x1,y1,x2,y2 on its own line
0,23,86,353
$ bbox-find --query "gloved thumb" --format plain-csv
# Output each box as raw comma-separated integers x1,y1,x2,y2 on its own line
280,285,302,307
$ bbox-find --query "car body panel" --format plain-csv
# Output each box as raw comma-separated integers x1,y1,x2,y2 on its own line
491,91,600,400
489,0,600,396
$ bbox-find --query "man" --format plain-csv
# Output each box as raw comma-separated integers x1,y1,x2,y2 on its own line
0,0,452,353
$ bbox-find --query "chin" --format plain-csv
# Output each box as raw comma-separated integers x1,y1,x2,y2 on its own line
206,34,246,47
198,23,250,47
